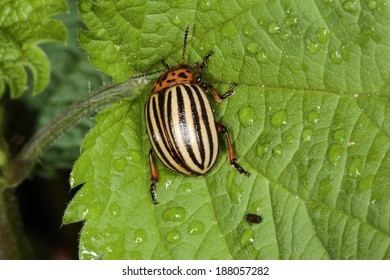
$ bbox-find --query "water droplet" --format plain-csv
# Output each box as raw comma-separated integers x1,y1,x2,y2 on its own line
226,181,243,204
187,220,205,235
243,23,255,36
280,29,292,41
251,199,262,212
271,110,288,128
328,144,343,165
358,175,374,191
348,158,363,178
162,207,186,222
302,128,313,142
317,28,330,43
284,15,299,27
238,106,256,127
332,128,345,142
171,15,182,25
108,202,121,217
324,0,334,4
330,49,343,64
165,230,182,244
306,38,320,54
343,0,359,12
128,149,141,163
240,229,254,247
246,41,259,54
256,49,268,63
256,142,269,158
268,22,281,34
199,0,212,11
307,110,319,124
134,229,147,244
113,157,127,172
219,22,237,40
273,145,283,156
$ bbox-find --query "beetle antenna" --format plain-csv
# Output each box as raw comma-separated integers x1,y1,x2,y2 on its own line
182,25,190,64
130,69,162,80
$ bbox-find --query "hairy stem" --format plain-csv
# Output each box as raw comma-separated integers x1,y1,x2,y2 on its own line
6,78,149,188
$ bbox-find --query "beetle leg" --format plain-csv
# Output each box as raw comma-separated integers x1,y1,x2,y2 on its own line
149,149,159,205
216,122,250,176
203,83,237,104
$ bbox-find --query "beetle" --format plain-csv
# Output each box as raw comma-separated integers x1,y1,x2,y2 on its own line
145,25,249,205
245,213,262,224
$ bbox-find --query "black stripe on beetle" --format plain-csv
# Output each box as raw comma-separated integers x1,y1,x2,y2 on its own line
145,25,250,205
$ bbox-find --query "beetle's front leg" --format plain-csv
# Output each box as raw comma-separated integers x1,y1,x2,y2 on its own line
203,82,237,104
216,122,250,176
148,149,159,205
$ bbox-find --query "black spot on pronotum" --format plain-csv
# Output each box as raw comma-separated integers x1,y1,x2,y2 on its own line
246,213,262,224
178,72,188,78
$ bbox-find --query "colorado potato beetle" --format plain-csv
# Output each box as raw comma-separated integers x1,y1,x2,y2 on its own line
145,25,249,204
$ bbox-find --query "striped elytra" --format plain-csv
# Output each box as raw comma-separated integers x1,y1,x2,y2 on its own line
144,25,249,205
145,83,218,175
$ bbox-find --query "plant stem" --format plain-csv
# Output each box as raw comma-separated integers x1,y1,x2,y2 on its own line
5,78,149,188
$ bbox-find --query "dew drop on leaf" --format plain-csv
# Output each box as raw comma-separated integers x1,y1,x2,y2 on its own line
171,15,182,25
280,29,292,41
343,0,359,12
332,128,345,142
187,220,205,235
134,229,147,244
246,41,259,54
165,230,182,244
327,143,343,165
240,229,255,247
238,106,256,127
317,28,330,43
162,206,186,222
307,110,319,124
226,181,243,204
330,49,343,64
268,22,281,34
243,23,255,36
108,202,121,217
301,128,313,142
273,145,283,156
256,142,269,158
348,158,363,178
271,110,288,128
199,0,212,11
256,49,268,63
284,15,299,27
305,38,320,54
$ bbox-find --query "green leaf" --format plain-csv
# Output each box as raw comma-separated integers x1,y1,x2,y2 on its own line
0,0,68,98
23,0,110,175
65,0,390,259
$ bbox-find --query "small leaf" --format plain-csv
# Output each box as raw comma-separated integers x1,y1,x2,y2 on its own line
0,0,68,98
66,0,390,259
